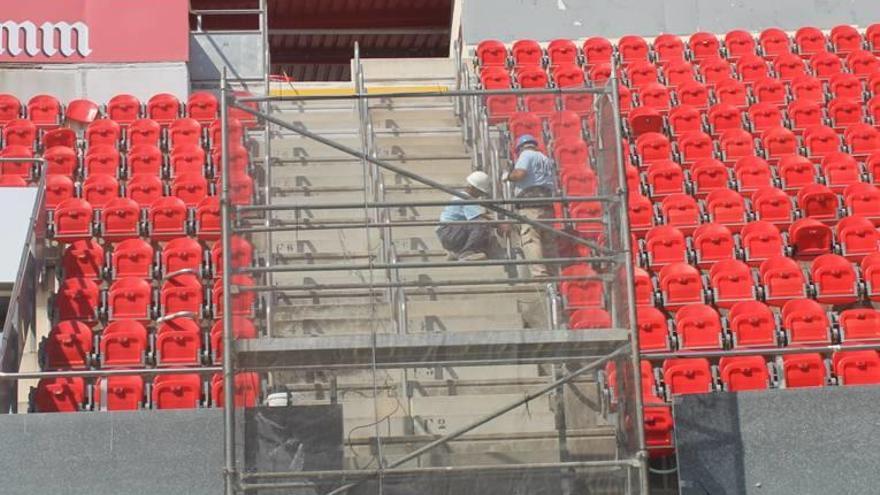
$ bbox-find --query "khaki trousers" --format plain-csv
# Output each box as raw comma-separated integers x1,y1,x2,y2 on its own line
518,205,559,278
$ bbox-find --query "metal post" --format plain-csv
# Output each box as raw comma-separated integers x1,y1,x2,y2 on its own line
260,0,274,339
220,69,238,495
609,59,650,495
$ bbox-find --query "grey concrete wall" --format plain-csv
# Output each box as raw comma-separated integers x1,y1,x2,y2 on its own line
462,0,880,43
0,63,189,103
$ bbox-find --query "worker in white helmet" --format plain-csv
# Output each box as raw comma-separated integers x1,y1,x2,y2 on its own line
436,171,504,261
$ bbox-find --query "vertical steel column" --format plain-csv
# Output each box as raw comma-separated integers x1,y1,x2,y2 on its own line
609,62,650,495
260,0,274,338
220,69,238,495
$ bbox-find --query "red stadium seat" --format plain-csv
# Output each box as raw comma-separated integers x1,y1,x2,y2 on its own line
740,221,785,265
210,316,257,363
82,173,120,209
629,194,654,232
707,103,743,134
868,24,880,54
736,55,769,84
833,351,880,386
170,172,209,207
211,372,260,408
100,197,141,242
111,238,154,279
654,34,685,63
560,264,604,309
43,127,77,149
708,260,755,308
674,304,723,350
724,30,757,59
860,253,880,300
127,118,161,148
659,262,703,308
195,196,221,241
62,239,104,280
634,267,653,306
126,174,164,207
839,308,880,343
629,107,663,137
0,94,21,125
27,94,61,127
734,156,773,193
583,37,612,65
811,253,859,304
796,184,838,220
705,189,748,227
845,50,880,78
845,124,880,156
229,173,255,206
644,405,674,457
760,256,807,305
830,25,863,55
93,376,144,411
84,145,121,177
837,215,880,260
169,144,207,178
810,51,843,79
788,217,833,258
638,83,672,112
152,374,202,409
626,61,658,88
778,155,817,191
782,353,826,388
646,160,685,197
53,198,93,241
212,275,256,317
159,273,203,317
45,175,75,210
516,67,549,89
552,64,585,88
678,131,714,164
668,105,702,136
715,78,749,106
787,99,823,131
763,127,798,160
692,223,736,265
689,32,720,61
3,119,36,148
719,356,770,391
663,60,696,87
511,39,542,67
0,145,34,179
660,193,700,230
523,93,556,117
662,358,713,396
212,144,250,176
107,277,153,321
66,99,99,125
753,78,787,106
690,159,729,196
728,301,777,347
829,73,863,100
747,102,783,135
33,377,84,412
148,196,188,241
106,94,141,125
569,308,612,329
825,151,867,191
719,129,755,162
794,27,827,57
782,298,831,345
155,317,202,366
844,183,880,219
43,146,77,177
759,28,791,58
128,144,163,176
55,278,100,322
547,39,577,67
751,187,793,227
637,306,670,352
146,93,181,125
187,92,219,123
169,118,203,150
803,125,841,158
549,111,582,140
476,40,508,66
161,237,205,276
635,132,671,164
619,35,649,64
773,53,807,80
44,321,93,370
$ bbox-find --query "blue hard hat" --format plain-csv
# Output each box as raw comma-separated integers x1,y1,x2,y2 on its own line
516,134,538,150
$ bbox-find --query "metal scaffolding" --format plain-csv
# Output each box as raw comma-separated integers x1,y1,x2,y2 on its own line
214,42,650,494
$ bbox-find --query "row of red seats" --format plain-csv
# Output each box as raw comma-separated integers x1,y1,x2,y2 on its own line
62,236,251,281
638,300,880,352
477,26,880,69
0,92,256,128
33,372,259,412
44,317,256,370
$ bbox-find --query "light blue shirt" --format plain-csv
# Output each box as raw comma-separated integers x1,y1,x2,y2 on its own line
513,148,556,196
438,192,486,223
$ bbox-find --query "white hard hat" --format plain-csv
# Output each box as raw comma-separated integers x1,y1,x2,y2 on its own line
466,171,491,194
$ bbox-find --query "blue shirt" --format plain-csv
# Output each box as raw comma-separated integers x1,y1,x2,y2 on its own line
438,192,486,223
513,148,556,196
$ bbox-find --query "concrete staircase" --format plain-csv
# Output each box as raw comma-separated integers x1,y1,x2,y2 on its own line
247,58,616,470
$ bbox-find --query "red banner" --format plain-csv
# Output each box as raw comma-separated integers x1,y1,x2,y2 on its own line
0,0,189,63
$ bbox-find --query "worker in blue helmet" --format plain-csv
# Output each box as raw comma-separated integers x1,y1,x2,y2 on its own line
502,134,558,277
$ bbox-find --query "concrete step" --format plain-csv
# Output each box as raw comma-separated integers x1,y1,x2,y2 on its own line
271,233,383,257
272,269,388,287
272,316,395,337
371,108,460,129
267,107,359,132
